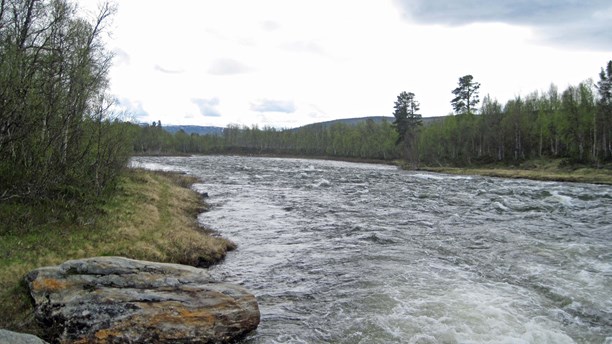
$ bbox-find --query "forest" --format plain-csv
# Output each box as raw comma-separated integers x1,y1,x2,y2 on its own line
1,0,610,210
0,0,133,204
132,120,399,161
133,61,612,168
420,72,612,167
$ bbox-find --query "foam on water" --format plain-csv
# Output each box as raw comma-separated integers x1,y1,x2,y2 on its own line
549,190,575,207
132,156,612,343
129,160,187,173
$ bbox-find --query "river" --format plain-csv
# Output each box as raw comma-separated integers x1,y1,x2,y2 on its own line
131,155,611,344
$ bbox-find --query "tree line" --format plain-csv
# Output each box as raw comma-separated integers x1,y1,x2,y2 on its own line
417,64,612,166
133,120,400,160
5,1,607,231
0,0,132,204
134,60,612,168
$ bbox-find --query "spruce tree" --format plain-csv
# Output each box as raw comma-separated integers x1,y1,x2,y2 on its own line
392,91,422,166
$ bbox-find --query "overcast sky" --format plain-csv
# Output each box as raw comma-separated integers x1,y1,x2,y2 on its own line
81,0,611,128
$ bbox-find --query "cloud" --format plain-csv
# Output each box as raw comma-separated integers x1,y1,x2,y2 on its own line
192,98,221,117
393,0,612,50
250,99,296,113
112,48,130,66
208,58,252,75
118,98,148,119
154,64,184,74
280,40,326,55
261,20,280,31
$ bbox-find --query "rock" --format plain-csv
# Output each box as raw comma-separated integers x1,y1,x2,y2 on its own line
26,257,259,343
0,329,49,344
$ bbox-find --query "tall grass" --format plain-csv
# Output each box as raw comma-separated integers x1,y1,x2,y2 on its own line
418,159,612,185
0,169,235,334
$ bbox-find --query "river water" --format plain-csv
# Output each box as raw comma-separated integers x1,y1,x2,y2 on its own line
131,156,611,344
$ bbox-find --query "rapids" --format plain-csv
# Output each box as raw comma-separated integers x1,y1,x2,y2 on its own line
131,156,611,344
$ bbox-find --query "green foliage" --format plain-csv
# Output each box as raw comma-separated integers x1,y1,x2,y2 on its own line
392,91,422,144
131,121,175,154
419,64,612,166
0,169,235,333
0,0,131,208
451,75,481,115
132,120,401,161
392,91,422,166
129,62,611,169
596,61,612,161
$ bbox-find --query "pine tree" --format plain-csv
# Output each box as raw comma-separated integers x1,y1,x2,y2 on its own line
451,75,481,115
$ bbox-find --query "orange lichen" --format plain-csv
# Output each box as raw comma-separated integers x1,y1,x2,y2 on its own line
93,328,121,342
32,278,67,292
133,302,216,327
178,307,216,322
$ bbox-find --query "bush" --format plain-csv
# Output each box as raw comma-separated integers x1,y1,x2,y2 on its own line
0,1,131,210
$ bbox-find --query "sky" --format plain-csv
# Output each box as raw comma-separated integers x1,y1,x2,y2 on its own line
79,0,611,128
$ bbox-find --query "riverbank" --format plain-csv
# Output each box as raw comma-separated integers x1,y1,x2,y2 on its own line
221,153,612,185
0,169,235,335
195,152,395,166
189,153,612,185
417,163,612,185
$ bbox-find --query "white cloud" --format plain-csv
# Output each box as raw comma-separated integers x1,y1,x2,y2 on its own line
192,98,222,117
86,0,611,128
154,65,184,74
208,58,252,76
261,20,281,32
118,98,148,120
250,99,296,113
280,41,326,55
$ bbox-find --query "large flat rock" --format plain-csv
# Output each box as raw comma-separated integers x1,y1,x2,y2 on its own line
0,329,49,344
26,257,259,343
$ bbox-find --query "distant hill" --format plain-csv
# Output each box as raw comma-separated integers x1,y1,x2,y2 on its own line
162,125,224,136
158,115,445,136
297,116,394,130
296,115,444,130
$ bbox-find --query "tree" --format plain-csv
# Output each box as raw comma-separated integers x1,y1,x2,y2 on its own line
392,91,422,166
451,75,481,115
0,0,128,203
596,60,612,161
480,95,504,160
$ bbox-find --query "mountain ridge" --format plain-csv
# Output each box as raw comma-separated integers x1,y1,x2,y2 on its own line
160,115,444,136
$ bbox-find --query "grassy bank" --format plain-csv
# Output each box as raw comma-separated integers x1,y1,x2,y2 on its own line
0,169,235,334
416,160,612,185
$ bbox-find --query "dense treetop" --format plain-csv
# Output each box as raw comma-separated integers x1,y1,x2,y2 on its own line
0,0,132,203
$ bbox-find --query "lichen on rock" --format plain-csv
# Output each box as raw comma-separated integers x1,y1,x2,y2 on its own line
25,257,259,343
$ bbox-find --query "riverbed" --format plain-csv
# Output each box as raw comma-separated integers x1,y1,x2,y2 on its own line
131,156,611,344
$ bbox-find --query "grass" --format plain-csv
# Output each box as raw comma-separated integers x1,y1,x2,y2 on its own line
417,159,612,185
0,169,235,334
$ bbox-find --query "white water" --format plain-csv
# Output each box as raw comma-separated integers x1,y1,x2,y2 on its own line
131,156,612,343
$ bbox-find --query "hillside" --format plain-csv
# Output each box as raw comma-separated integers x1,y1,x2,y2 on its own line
160,116,444,136
162,125,224,136
296,115,443,130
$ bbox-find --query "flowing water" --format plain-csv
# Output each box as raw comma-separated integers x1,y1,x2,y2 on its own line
131,156,611,344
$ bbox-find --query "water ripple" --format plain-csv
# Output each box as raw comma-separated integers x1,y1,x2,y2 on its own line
132,156,612,344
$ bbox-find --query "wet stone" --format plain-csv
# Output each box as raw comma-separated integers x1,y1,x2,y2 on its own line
0,329,49,344
25,256,260,343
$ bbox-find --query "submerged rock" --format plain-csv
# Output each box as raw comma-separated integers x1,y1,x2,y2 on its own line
25,257,259,343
